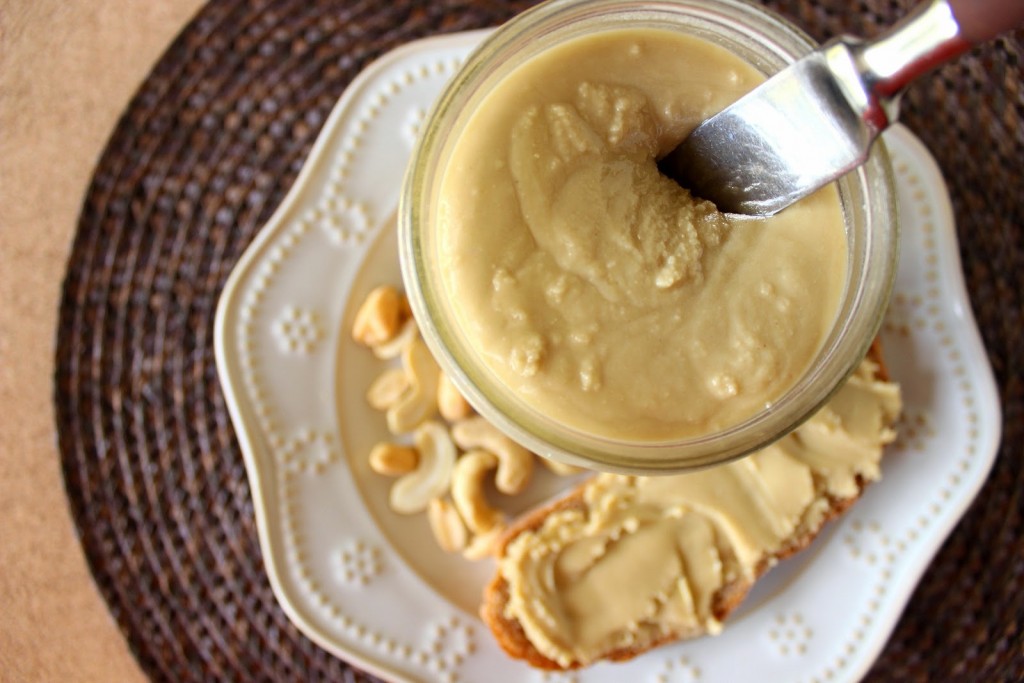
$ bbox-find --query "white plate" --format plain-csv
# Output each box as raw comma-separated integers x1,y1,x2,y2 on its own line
214,31,1002,683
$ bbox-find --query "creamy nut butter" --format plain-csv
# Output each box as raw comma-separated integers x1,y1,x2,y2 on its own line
498,360,901,667
437,29,848,441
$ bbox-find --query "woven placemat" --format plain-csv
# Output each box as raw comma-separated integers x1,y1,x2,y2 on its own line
55,1,1023,680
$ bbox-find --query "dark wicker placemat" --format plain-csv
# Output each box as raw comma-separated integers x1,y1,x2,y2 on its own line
55,0,1023,681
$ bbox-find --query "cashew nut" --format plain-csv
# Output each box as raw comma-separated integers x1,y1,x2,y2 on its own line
540,457,586,476
451,450,504,534
437,371,474,421
427,497,467,553
352,285,404,347
372,317,419,360
463,522,507,561
389,421,456,514
386,337,440,434
451,417,533,495
368,442,418,476
366,367,411,411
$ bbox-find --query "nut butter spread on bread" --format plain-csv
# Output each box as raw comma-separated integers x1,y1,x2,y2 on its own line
481,350,901,670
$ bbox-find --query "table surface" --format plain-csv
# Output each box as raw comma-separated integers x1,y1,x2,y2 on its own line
0,2,203,680
4,1,1022,682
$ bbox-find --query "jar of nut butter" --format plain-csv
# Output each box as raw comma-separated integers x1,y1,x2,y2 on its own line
400,0,899,473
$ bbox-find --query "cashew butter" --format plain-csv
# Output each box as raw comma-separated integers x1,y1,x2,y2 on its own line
437,29,848,440
498,360,901,667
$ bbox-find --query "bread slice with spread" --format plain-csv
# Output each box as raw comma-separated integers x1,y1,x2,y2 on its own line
481,343,901,669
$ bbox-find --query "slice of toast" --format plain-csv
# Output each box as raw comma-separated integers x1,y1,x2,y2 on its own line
481,342,900,670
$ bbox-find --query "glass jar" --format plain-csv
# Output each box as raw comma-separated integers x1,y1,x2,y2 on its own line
399,0,898,474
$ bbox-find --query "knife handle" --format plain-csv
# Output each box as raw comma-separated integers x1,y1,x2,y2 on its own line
859,0,1024,102
856,0,969,101
843,0,1024,132
949,0,1024,43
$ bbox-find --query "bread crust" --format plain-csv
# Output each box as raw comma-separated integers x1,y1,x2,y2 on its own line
480,344,891,669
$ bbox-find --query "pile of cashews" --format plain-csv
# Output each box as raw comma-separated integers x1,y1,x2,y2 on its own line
353,285,581,560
